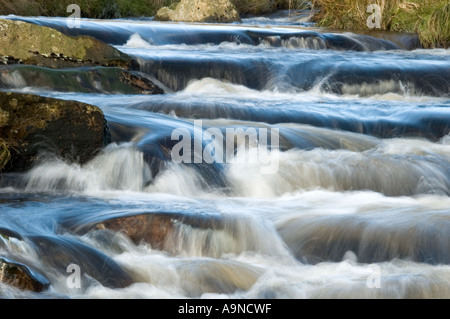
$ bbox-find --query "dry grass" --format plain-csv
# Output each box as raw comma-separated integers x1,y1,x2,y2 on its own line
230,0,276,16
0,139,10,172
276,0,311,10
0,0,42,16
311,0,401,30
312,0,450,48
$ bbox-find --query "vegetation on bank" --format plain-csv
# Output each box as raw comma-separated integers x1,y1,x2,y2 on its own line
0,0,309,18
0,138,10,171
0,0,179,18
311,0,449,48
277,0,312,10
0,139,9,171
1,0,446,48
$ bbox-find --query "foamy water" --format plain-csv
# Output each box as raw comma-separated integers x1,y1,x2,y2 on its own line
0,13,449,299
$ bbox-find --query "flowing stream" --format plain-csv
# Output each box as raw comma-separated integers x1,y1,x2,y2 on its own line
0,11,449,299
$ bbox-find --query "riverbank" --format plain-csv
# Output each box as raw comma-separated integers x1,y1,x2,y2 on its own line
0,0,178,18
311,0,449,48
0,0,309,18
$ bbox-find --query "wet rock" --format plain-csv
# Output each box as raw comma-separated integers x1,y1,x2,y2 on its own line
155,0,241,23
0,228,23,241
0,56,22,65
176,259,261,297
0,65,164,95
277,214,450,265
29,235,133,289
0,91,111,172
91,212,226,250
0,19,134,69
0,256,50,292
119,70,164,95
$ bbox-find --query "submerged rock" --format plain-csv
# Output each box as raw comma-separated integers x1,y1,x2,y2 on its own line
29,235,133,289
0,256,50,292
155,0,241,23
277,214,450,265
91,212,226,250
0,19,134,69
0,92,111,172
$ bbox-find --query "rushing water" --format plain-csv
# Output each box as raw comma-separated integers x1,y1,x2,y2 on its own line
1,12,450,299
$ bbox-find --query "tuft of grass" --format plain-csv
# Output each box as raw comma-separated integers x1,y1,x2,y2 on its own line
312,0,450,48
394,2,449,48
276,0,312,10
229,0,276,16
0,139,10,172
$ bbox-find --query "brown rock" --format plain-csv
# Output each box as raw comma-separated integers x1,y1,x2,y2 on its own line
0,91,111,172
0,257,50,292
93,212,225,250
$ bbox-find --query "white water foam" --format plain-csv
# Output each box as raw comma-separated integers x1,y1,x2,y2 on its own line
124,33,153,48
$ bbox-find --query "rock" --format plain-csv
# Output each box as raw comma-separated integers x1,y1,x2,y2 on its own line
0,19,134,69
29,235,133,289
277,214,450,265
90,212,226,250
0,65,164,95
0,228,23,241
176,259,261,297
230,0,276,16
155,0,241,23
154,7,174,21
119,70,164,95
0,256,50,292
0,92,111,172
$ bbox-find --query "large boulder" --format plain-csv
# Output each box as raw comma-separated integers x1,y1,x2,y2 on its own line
0,92,111,172
0,19,134,69
155,0,241,23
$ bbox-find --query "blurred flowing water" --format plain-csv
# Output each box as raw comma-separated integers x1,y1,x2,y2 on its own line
0,12,449,299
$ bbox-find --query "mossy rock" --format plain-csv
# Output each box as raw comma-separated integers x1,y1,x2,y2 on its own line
0,19,134,68
0,91,111,172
